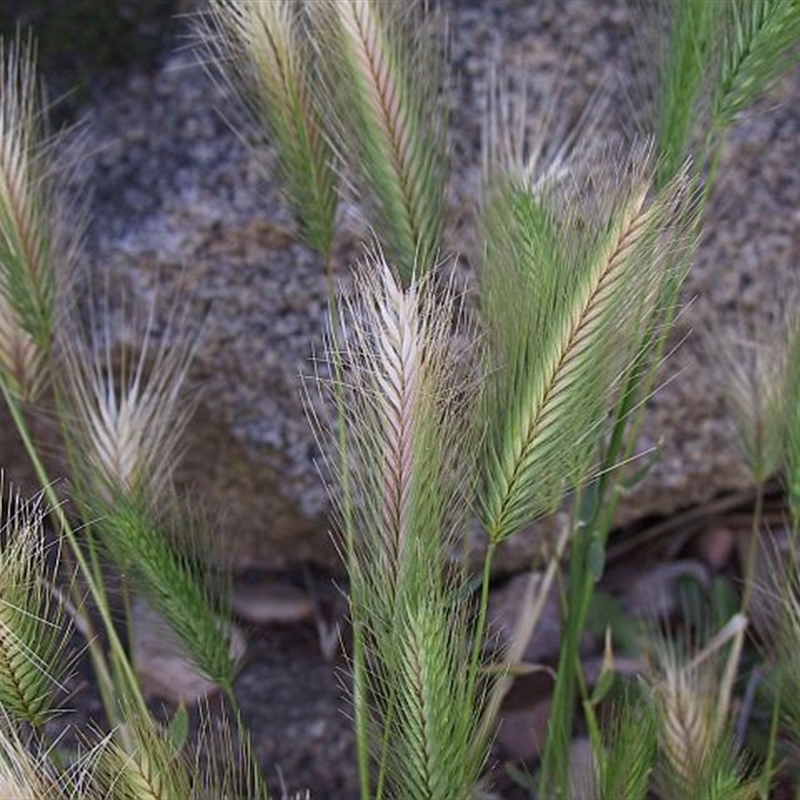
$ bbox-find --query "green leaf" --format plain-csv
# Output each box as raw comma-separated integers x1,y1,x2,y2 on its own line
167,704,190,751
592,666,616,707
587,534,606,582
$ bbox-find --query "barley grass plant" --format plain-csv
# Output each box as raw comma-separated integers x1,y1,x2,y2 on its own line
1,0,800,798
309,253,486,799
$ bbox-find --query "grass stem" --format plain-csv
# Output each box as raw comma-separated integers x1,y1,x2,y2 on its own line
474,523,570,756
328,286,372,800
468,540,496,716
223,685,273,800
538,512,595,798
762,666,782,800
742,479,765,612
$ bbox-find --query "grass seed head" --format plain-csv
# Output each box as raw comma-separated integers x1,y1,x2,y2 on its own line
0,34,84,403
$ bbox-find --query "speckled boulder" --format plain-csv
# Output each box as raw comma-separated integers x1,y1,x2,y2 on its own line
4,0,800,574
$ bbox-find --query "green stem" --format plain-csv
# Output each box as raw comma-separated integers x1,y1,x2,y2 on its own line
761,666,781,800
742,479,765,612
538,512,595,798
120,574,136,654
538,261,684,795
223,686,273,800
327,282,372,800
54,578,121,739
0,379,149,727
468,540,496,711
473,525,569,757
535,349,647,795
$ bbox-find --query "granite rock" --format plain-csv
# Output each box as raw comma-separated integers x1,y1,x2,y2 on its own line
3,0,799,574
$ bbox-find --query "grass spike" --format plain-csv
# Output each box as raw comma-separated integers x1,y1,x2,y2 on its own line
713,0,800,132
655,659,715,796
0,34,83,402
598,688,658,800
652,0,721,186
709,329,785,486
200,0,338,257
0,479,72,729
765,543,800,748
61,292,197,507
778,307,800,529
62,290,234,691
308,249,485,797
93,496,236,694
480,143,696,542
0,710,67,799
192,702,272,800
383,595,483,800
647,616,752,800
93,709,192,800
482,63,608,202
642,0,800,190
311,0,448,284
318,249,479,608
